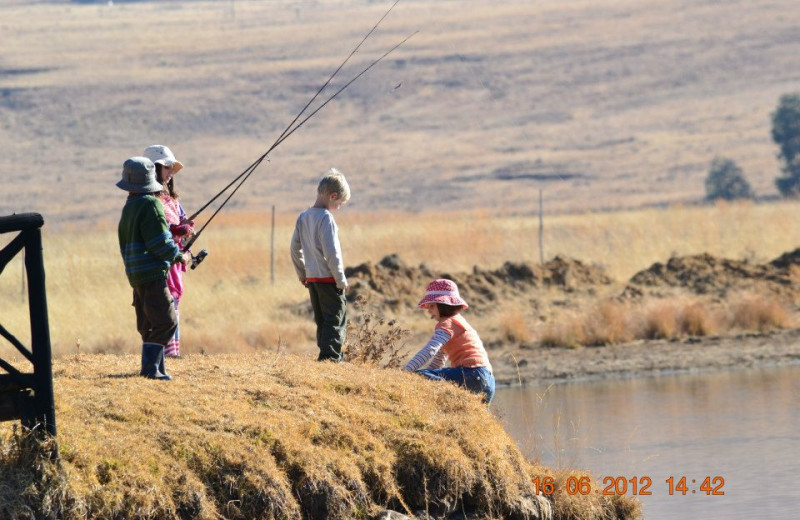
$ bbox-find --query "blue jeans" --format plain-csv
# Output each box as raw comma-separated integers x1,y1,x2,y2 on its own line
416,366,495,404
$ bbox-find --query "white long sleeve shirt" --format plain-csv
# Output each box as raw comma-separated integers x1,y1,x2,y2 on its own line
290,207,347,289
404,329,451,371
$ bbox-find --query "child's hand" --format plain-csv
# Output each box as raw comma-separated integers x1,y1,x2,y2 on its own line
179,252,191,266
181,219,195,233
170,222,194,237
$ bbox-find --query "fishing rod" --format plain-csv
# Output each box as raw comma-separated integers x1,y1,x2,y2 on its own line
183,29,417,255
185,0,403,225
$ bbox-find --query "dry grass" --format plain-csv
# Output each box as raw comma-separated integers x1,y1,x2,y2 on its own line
640,300,682,340
537,293,793,348
677,302,718,337
0,353,640,520
2,201,800,360
539,301,632,349
498,309,533,344
584,301,631,346
728,294,794,332
538,318,586,350
551,470,642,520
344,296,410,369
344,201,800,283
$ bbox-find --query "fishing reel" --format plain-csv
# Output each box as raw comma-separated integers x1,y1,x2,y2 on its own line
190,249,209,270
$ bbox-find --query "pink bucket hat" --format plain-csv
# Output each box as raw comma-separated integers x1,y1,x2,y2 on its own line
417,279,469,309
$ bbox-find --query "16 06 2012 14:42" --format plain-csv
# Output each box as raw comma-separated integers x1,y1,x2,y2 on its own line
532,475,726,496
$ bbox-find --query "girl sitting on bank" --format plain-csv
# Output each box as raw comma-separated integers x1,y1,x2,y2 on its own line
404,279,495,403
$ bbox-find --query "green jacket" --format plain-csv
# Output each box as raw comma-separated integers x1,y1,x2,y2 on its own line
118,195,183,287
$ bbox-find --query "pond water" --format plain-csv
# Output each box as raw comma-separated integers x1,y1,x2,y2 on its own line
493,364,800,520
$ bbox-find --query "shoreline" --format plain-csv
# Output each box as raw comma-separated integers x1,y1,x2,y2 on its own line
491,328,800,387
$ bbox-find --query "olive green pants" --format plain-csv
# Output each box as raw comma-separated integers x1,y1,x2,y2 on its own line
307,282,347,362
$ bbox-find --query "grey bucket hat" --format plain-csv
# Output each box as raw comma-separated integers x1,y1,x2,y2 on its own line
116,156,163,193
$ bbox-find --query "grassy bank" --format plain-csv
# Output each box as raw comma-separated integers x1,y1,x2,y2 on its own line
0,353,640,519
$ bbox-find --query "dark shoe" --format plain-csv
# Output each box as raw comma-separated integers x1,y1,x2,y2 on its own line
140,343,172,381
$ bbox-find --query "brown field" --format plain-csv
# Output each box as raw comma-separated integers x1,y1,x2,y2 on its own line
2,201,800,385
1,0,799,222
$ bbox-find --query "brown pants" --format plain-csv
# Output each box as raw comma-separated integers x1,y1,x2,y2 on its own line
132,278,178,347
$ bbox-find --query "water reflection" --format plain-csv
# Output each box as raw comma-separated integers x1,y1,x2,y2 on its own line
493,365,800,520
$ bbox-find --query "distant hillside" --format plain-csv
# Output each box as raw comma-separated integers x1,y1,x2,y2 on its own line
1,0,797,224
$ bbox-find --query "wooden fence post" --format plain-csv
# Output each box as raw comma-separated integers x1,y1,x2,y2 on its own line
270,205,275,285
0,212,57,451
538,189,545,265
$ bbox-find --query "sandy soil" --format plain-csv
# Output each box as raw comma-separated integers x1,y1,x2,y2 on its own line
490,328,800,386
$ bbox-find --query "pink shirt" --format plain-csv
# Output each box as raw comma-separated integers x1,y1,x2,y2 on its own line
435,315,492,369
161,195,187,300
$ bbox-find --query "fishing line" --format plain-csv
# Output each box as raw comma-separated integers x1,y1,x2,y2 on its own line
184,29,417,252
186,0,404,225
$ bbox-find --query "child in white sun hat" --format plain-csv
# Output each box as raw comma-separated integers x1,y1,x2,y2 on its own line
404,279,495,403
142,145,193,358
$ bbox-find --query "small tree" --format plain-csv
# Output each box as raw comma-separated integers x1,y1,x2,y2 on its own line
771,93,800,196
705,156,753,201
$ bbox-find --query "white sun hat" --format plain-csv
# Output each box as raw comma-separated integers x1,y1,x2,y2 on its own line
142,145,184,173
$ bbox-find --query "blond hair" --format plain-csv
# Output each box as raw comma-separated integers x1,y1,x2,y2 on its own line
317,168,351,203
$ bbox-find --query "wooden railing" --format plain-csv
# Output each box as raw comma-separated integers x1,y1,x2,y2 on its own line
0,213,56,439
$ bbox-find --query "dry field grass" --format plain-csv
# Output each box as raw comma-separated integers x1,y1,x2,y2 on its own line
2,200,800,366
1,0,799,222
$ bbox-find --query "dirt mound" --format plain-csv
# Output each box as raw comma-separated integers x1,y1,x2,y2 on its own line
769,247,800,269
345,254,612,314
623,252,800,300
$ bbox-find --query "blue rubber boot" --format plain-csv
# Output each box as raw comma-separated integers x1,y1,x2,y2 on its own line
140,343,172,381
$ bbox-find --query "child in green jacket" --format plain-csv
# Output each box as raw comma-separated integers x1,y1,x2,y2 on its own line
117,156,190,380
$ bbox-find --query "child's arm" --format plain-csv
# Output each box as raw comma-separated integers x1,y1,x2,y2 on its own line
142,200,184,264
170,202,194,241
320,215,347,289
289,224,306,283
404,329,452,371
427,350,448,370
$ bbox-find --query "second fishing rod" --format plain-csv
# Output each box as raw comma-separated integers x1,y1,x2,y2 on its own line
183,0,414,256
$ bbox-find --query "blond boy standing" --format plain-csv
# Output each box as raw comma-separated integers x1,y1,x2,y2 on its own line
290,169,350,361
